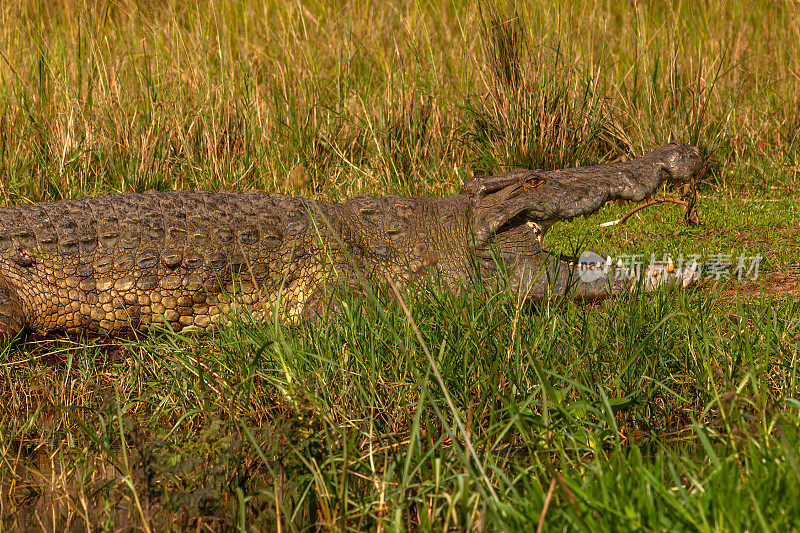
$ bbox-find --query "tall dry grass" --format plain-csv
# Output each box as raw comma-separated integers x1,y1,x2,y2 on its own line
0,0,796,205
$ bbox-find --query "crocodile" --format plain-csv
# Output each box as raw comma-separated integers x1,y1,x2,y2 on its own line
0,141,703,342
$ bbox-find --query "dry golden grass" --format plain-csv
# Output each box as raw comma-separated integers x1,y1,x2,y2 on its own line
0,0,797,203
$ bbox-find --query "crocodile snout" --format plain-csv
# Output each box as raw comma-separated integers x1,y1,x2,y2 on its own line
662,141,704,183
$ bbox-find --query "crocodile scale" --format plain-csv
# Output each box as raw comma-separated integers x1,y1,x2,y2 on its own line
0,190,475,341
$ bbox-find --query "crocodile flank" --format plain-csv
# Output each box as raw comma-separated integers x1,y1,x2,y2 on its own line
0,142,704,341
0,190,472,340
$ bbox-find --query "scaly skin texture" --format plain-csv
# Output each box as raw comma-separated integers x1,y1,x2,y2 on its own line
0,141,703,341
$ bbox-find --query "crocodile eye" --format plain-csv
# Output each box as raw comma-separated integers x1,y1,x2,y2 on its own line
14,248,35,267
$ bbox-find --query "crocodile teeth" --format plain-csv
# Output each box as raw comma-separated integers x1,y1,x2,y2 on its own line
526,221,545,244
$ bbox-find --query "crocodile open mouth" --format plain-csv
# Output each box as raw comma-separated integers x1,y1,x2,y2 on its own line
491,206,636,282
523,217,595,265
466,142,704,295
521,210,635,271
488,210,571,251
521,216,604,267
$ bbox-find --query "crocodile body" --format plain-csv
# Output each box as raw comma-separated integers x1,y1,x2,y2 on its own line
0,142,703,341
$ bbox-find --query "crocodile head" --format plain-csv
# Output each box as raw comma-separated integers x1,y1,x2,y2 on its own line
465,142,704,297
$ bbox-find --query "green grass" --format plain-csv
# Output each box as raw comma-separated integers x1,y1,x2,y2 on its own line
1,0,800,530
